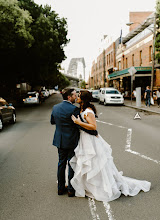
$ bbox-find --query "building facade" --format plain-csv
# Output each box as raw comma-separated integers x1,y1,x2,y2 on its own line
89,12,160,95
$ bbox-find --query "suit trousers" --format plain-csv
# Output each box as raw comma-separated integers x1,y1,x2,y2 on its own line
57,148,75,192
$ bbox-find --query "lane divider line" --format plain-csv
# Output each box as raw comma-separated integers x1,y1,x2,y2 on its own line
96,120,127,129
88,198,101,220
103,202,116,220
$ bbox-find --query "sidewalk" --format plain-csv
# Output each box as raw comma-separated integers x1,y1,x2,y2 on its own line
124,99,160,115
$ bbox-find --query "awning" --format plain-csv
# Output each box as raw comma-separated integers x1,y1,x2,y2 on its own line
108,67,152,80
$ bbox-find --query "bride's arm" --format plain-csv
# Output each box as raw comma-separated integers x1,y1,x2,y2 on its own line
71,113,97,130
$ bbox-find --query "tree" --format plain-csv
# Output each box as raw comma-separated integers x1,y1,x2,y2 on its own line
0,0,33,49
80,80,86,89
18,0,69,87
0,0,69,94
0,0,34,91
155,0,160,62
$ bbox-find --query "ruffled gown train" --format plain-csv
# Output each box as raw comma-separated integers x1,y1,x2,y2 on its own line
70,109,151,202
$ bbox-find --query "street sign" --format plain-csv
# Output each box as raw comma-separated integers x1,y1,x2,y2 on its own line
128,66,137,75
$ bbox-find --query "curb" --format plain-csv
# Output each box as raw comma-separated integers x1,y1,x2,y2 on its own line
124,104,160,115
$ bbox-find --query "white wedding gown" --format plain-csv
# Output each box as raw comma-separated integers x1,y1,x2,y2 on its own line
70,108,151,202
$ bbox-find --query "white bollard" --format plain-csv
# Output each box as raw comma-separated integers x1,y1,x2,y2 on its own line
136,87,141,107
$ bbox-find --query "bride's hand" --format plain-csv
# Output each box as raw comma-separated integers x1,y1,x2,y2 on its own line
71,115,81,124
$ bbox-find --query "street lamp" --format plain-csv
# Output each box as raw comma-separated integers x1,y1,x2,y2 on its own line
126,13,156,92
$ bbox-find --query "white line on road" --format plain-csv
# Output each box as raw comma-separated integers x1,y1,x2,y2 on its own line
96,120,127,129
125,129,160,164
103,202,116,220
126,149,160,164
88,198,100,220
125,128,132,151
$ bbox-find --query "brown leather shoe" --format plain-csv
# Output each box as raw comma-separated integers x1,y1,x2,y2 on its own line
68,191,75,197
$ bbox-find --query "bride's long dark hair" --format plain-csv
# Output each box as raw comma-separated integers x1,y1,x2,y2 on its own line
80,90,97,117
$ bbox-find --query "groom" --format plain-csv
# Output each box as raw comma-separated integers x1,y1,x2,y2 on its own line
50,88,97,197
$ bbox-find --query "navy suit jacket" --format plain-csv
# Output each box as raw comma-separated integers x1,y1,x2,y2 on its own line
50,101,98,149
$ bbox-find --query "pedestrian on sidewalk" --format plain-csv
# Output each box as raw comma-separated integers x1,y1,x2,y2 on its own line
144,86,151,107
156,88,160,108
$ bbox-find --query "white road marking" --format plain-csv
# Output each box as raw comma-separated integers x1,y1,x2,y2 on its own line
126,149,160,164
125,128,132,151
103,202,116,220
88,198,100,220
125,128,160,164
96,120,127,129
98,112,103,117
87,121,160,220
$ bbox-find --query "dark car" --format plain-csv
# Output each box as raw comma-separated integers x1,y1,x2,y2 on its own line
0,98,16,131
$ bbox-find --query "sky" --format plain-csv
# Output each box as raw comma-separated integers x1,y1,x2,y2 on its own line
34,0,156,81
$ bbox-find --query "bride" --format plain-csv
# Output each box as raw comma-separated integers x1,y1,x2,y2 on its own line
70,90,151,202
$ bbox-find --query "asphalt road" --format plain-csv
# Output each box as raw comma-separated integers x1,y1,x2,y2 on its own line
0,94,160,220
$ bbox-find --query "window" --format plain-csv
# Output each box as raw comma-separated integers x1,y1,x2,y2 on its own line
107,55,108,65
140,50,142,66
111,52,113,62
126,58,128,68
132,54,134,66
109,53,110,64
118,61,121,70
149,45,152,62
106,90,119,94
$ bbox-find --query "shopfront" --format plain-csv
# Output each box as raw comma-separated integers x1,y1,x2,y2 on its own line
108,66,152,98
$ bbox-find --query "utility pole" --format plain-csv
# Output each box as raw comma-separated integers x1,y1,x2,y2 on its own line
151,12,156,93
103,49,106,87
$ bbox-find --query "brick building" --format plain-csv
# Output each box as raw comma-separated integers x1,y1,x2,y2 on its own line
90,36,116,89
89,12,160,95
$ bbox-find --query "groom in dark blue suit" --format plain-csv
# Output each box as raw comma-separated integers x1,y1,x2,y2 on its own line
50,88,97,197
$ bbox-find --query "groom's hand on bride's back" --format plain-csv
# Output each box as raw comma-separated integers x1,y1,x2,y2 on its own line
73,107,98,136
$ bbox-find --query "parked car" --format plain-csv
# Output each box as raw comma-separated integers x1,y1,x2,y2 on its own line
41,90,49,98
0,97,16,131
99,88,124,105
91,90,100,101
23,91,40,105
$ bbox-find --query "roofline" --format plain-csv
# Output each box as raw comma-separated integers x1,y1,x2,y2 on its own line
122,12,155,44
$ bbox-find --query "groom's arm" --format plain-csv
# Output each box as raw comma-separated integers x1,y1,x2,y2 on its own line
73,107,98,136
50,108,55,125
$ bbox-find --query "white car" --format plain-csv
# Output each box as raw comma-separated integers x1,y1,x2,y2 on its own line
41,90,49,98
99,88,124,105
23,92,40,104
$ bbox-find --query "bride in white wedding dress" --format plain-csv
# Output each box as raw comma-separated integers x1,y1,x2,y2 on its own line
70,90,151,202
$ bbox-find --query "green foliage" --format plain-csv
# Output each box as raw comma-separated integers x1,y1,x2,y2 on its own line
0,0,69,91
0,0,33,49
80,80,86,89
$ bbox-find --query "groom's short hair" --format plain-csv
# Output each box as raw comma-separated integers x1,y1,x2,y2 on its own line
62,88,75,100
